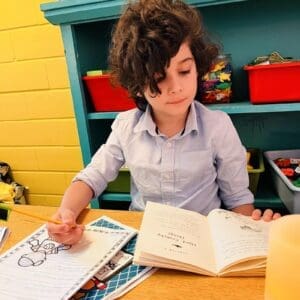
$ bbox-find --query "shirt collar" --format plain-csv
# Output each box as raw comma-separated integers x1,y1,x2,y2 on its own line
182,101,199,136
133,101,199,137
133,105,157,136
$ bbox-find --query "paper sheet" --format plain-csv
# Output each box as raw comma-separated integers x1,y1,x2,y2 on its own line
0,225,132,300
73,216,154,300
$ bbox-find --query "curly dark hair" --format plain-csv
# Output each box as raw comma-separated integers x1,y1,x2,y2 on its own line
109,0,219,111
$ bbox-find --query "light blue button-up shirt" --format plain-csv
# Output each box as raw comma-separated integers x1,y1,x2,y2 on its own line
74,101,253,215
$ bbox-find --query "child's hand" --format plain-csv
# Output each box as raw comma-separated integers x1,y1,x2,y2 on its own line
251,208,281,222
47,208,85,245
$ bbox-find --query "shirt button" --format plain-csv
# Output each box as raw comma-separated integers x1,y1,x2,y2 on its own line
163,173,169,180
167,142,172,148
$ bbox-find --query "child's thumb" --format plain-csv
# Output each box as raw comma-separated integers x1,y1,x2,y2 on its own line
60,209,76,226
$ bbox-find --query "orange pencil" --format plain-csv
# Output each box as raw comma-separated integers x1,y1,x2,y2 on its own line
0,203,62,225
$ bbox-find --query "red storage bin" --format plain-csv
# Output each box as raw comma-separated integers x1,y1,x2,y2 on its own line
244,62,300,104
82,74,136,111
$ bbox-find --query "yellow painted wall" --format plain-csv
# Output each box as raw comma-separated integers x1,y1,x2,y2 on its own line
0,1,83,206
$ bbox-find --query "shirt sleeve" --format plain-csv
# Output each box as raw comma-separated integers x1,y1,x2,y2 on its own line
214,113,254,209
72,118,125,198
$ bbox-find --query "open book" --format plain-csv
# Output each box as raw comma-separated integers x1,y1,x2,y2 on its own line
133,201,271,277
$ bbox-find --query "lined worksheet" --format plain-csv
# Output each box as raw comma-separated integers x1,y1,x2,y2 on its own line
0,225,134,300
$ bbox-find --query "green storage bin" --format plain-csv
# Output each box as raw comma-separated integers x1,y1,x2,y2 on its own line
247,148,265,196
106,168,130,193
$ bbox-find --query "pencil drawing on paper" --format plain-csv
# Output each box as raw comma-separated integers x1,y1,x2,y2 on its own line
17,236,71,267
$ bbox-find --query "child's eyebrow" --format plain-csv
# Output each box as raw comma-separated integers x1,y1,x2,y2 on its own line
178,57,194,65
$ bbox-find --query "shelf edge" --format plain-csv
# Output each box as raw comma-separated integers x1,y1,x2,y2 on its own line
41,0,248,25
87,102,300,119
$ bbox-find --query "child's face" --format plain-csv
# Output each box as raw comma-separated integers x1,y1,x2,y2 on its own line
144,42,198,119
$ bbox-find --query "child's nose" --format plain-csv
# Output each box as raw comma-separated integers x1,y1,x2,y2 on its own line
167,77,183,95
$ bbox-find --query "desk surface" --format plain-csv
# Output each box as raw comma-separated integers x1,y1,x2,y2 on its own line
0,205,265,300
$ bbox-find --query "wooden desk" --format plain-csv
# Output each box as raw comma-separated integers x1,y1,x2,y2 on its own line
0,205,265,300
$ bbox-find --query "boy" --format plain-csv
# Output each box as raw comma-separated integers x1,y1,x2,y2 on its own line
47,0,280,245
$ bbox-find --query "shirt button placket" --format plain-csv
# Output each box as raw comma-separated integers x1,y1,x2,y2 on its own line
161,140,175,205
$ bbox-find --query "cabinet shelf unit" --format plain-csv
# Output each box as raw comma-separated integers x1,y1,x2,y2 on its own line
41,0,300,211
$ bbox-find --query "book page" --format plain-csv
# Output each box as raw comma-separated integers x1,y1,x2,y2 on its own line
0,225,133,300
207,209,270,273
134,202,216,274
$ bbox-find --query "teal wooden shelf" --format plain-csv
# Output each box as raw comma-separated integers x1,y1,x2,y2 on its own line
92,187,287,211
254,188,284,209
41,0,300,210
90,192,131,209
100,193,131,201
90,193,131,208
88,112,119,120
208,102,300,114
189,0,247,6
253,174,290,214
87,102,300,119
254,196,284,210
41,0,248,25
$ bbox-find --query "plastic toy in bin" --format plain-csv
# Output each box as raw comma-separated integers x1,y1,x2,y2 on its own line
264,150,300,213
201,54,232,104
274,157,300,188
82,70,136,112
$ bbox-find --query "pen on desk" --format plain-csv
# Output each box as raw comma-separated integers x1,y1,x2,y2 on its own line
0,203,62,225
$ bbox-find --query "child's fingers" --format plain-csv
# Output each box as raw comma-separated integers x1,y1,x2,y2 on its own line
49,226,84,245
251,209,262,220
47,222,69,234
60,209,77,227
251,209,281,222
262,209,274,222
47,209,84,244
272,212,281,220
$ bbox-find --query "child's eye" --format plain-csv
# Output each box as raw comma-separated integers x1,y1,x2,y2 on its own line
179,70,191,75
